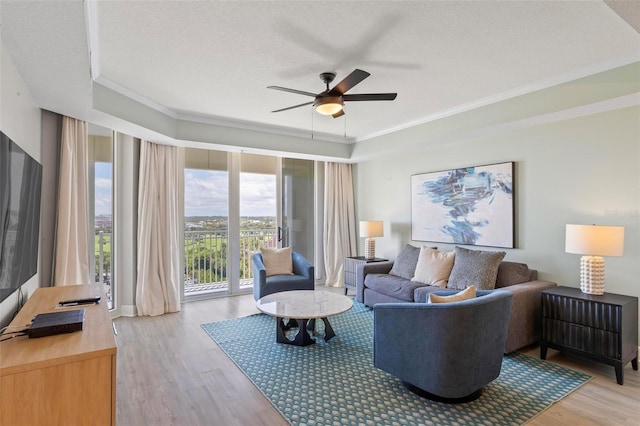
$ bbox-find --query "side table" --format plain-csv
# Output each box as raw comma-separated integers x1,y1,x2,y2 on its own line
344,256,388,295
540,286,638,385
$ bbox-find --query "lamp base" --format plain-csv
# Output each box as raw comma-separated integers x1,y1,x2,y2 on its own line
579,255,605,295
365,238,376,260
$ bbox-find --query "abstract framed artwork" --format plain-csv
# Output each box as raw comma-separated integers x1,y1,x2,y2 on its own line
411,162,514,248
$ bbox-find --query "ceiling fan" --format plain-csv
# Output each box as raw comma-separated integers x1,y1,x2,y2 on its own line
268,69,397,118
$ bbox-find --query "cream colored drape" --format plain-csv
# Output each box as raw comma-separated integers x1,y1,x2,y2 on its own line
54,116,90,286
323,162,357,288
136,140,182,316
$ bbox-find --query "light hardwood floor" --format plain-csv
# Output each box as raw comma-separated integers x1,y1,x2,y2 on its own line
114,290,640,426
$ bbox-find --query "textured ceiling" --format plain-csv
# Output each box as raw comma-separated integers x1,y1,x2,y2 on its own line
2,1,639,144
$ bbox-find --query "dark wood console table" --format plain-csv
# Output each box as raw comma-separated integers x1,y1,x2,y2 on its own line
540,286,638,385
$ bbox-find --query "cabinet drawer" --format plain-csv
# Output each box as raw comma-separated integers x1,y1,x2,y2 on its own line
345,271,357,287
543,318,620,359
344,259,362,275
542,293,621,332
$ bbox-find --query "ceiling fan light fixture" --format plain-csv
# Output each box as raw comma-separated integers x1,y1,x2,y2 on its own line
314,96,343,115
269,69,396,118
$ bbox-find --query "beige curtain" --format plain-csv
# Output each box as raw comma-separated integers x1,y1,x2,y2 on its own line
54,116,90,286
323,163,357,287
136,140,182,316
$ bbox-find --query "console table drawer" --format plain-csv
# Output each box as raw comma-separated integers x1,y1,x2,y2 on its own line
541,287,638,385
543,293,621,332
544,319,620,359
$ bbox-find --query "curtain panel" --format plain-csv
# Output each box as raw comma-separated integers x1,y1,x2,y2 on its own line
323,162,357,287
54,116,90,286
136,140,182,316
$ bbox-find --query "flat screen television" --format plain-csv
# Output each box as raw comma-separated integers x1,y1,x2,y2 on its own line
0,131,42,303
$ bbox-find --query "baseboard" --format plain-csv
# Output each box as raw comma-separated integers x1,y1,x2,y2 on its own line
120,304,137,317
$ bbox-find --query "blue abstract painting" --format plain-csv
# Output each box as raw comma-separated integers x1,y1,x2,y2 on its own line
411,162,514,248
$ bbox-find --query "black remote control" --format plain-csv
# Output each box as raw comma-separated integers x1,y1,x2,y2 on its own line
59,296,101,306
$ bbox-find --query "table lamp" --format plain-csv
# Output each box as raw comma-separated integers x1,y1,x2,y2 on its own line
359,221,384,260
565,224,624,295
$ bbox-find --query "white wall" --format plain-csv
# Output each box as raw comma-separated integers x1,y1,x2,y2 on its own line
354,105,640,336
0,43,42,326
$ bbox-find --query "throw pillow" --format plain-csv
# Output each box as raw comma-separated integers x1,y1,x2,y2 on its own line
389,244,420,280
411,246,455,288
261,247,293,277
447,246,506,290
428,285,477,303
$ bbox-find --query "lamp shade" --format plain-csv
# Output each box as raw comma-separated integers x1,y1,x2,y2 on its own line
565,224,624,257
359,221,384,238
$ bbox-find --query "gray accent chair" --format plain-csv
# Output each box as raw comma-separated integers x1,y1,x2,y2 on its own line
252,251,314,301
373,290,513,402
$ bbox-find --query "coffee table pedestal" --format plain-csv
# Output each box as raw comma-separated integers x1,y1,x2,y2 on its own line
257,290,352,347
276,317,336,346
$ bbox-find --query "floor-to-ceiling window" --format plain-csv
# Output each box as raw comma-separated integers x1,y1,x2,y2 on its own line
282,158,315,263
183,149,313,299
83,133,319,309
88,125,114,309
238,154,278,291
184,148,229,297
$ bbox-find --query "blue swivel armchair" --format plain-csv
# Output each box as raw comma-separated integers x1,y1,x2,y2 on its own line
373,290,513,402
252,251,315,301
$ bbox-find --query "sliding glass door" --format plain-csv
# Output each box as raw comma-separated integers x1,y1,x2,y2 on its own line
281,158,314,263
183,149,229,297
184,150,309,298
236,153,278,293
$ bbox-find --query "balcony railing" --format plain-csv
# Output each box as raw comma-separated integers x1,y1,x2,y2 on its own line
183,228,277,295
95,229,277,299
95,231,112,309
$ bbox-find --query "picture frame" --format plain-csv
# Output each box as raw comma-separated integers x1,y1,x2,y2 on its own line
411,161,514,248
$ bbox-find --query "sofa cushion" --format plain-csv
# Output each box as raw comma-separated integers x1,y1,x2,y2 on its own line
260,247,293,277
389,244,420,280
428,285,477,303
411,247,455,288
364,273,425,302
447,246,506,290
496,261,533,288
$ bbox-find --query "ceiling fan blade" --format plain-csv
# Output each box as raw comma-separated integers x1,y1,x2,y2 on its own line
328,69,370,96
267,86,317,97
271,101,314,113
342,93,397,101
332,109,345,118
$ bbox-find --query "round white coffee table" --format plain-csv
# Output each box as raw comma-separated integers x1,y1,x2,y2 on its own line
256,290,353,346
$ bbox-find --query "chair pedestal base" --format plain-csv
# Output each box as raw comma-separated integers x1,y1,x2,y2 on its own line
403,381,483,404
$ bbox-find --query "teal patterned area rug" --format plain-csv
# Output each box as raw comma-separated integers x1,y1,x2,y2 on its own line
201,302,591,426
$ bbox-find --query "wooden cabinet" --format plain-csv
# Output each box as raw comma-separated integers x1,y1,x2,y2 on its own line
0,285,116,425
344,256,388,295
541,286,638,385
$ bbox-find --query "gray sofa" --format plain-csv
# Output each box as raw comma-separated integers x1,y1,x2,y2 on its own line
357,253,557,353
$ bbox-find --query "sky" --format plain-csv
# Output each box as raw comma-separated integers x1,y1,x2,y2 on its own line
94,162,112,216
94,165,276,217
184,169,276,217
